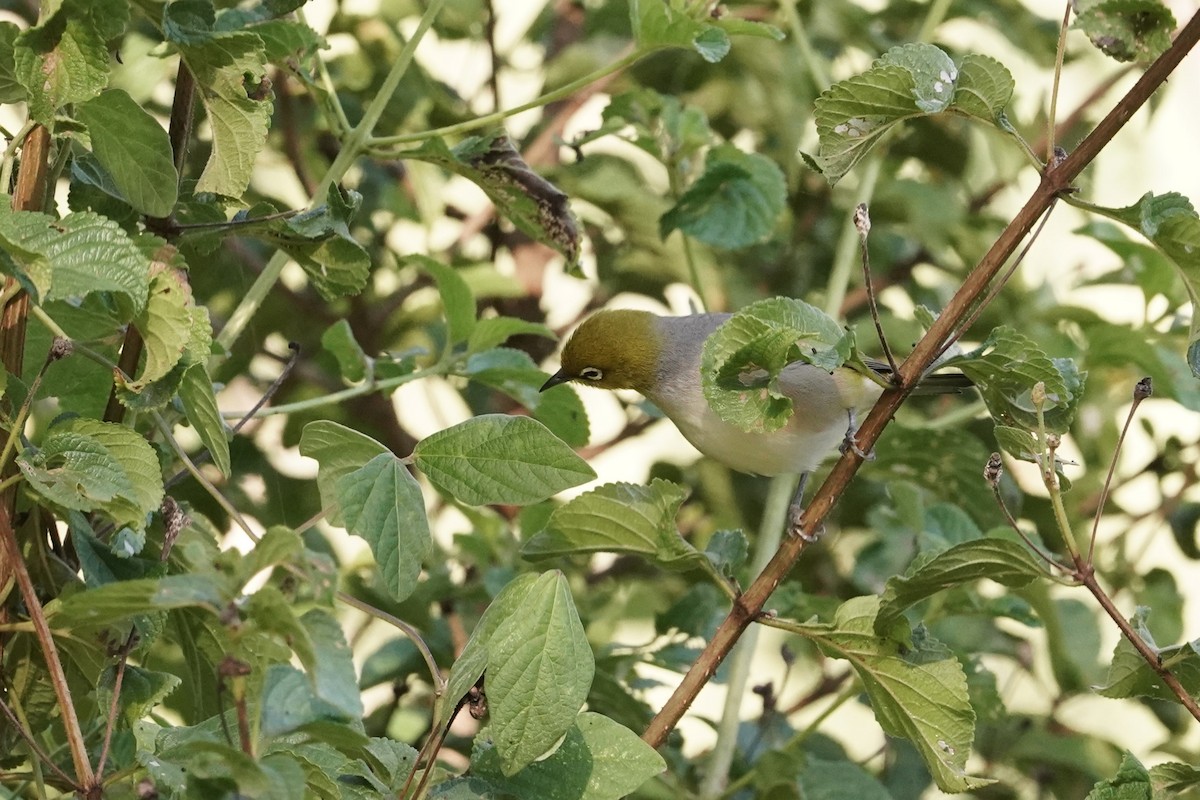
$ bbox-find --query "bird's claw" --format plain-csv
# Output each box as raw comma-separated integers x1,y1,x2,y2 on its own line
839,432,875,461
787,503,825,542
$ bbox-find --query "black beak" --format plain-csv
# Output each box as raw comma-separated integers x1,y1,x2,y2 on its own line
540,370,571,392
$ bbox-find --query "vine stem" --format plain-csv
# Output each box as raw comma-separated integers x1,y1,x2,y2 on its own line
215,0,446,354
370,48,646,148
697,473,792,799
641,8,1200,748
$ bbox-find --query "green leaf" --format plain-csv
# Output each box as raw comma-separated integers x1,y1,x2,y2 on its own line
472,712,665,799
1085,752,1151,799
875,538,1046,634
809,44,1015,182
630,0,781,63
264,188,371,300
403,134,581,269
797,758,892,800
522,480,701,569
178,32,273,197
0,206,150,312
76,89,179,217
54,574,233,629
467,316,555,354
441,573,540,727
797,596,992,792
321,319,369,382
413,415,595,506
300,609,365,719
487,571,594,775
952,54,1016,124
13,0,122,123
700,297,850,433
298,421,390,526
260,664,356,737
411,256,476,345
660,146,786,249
1149,762,1200,796
19,418,164,535
0,23,24,104
944,326,1084,433
1075,0,1174,64
334,452,431,602
98,664,181,724
1097,607,1200,701
462,348,590,447
1083,192,1200,377
128,265,194,389
179,363,231,478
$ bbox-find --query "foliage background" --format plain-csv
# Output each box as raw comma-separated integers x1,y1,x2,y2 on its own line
2,0,1200,798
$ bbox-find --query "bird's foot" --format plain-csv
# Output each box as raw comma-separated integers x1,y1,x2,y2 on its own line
840,410,876,461
787,501,825,542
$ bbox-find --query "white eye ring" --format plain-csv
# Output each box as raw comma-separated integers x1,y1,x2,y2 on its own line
580,366,604,381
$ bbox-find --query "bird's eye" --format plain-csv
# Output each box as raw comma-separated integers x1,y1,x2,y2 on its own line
580,366,604,381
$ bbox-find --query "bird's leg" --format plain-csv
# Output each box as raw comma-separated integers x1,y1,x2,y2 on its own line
785,472,824,542
838,409,875,461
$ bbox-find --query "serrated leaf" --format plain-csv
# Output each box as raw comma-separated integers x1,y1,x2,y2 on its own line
522,479,699,568
1084,752,1151,800
130,264,194,388
1083,192,1200,377
335,452,430,601
260,664,356,737
179,363,231,477
298,421,390,526
178,32,273,197
403,134,581,269
1149,762,1200,796
321,319,369,382
76,89,179,217
472,712,665,799
413,415,595,506
1075,0,1174,64
0,206,149,312
810,44,1015,182
796,596,992,792
13,0,121,123
944,326,1084,433
700,297,849,433
54,574,232,629
1097,607,1200,701
875,538,1045,633
264,188,371,300
98,664,181,724
631,0,740,63
660,146,786,249
952,54,1015,123
19,418,164,534
487,571,594,775
411,255,476,344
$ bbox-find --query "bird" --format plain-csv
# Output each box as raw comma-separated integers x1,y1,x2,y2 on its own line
539,308,971,537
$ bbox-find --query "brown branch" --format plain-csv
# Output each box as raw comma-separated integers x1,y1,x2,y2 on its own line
641,9,1200,748
0,503,94,790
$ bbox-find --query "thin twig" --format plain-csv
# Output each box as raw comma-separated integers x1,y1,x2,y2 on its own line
1047,2,1073,164
854,204,897,374
95,629,139,778
1087,378,1152,563
0,695,75,786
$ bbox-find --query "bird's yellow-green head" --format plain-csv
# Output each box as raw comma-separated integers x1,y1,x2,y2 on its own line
540,309,662,393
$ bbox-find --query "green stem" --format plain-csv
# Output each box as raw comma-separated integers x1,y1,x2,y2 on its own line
822,156,882,317
780,0,830,91
697,474,793,799
915,0,954,42
215,0,446,354
221,362,445,419
371,48,645,148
